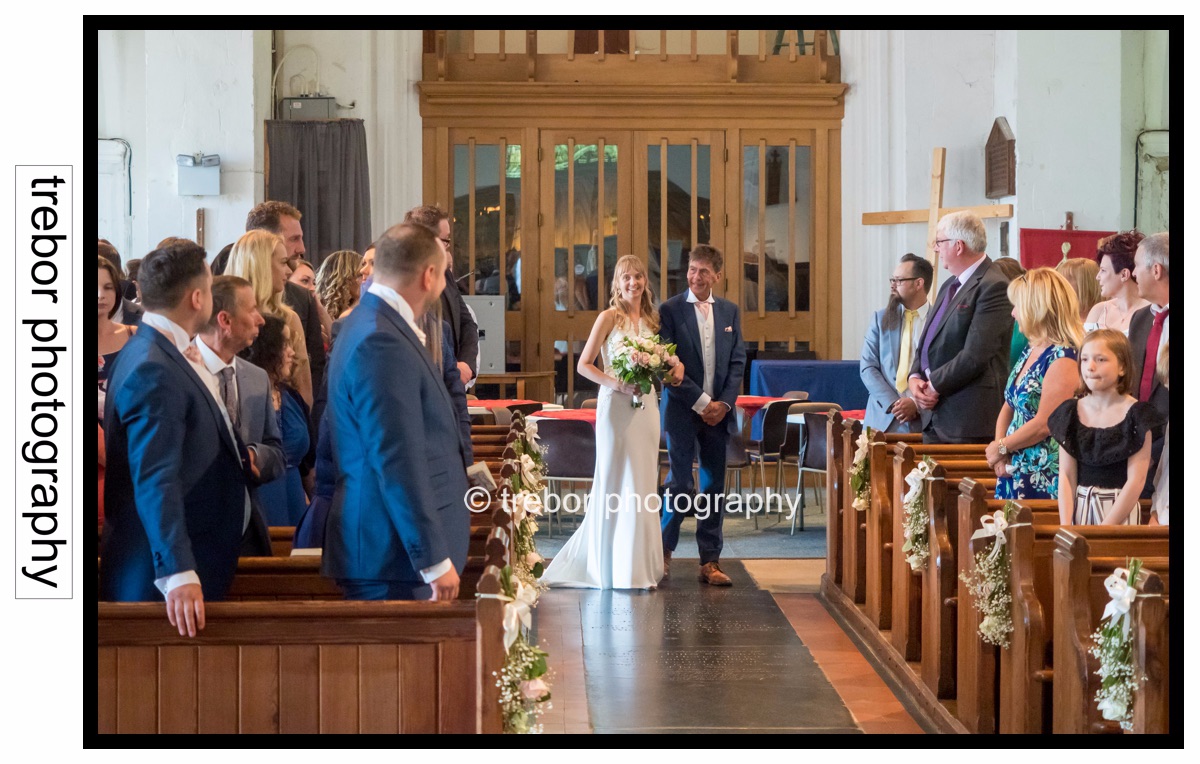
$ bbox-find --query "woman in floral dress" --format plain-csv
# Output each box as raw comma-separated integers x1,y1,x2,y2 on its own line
989,269,1083,499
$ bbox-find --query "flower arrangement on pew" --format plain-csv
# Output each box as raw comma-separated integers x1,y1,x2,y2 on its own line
488,412,554,733
959,501,1028,648
848,426,873,512
901,455,936,570
611,334,679,408
493,565,552,734
1090,558,1145,732
505,413,548,591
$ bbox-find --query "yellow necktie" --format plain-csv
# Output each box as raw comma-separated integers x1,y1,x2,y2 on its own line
895,309,919,393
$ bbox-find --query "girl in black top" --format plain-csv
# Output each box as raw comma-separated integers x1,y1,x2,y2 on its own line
1049,329,1164,525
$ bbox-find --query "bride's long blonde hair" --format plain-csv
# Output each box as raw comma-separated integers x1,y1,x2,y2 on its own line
608,254,659,334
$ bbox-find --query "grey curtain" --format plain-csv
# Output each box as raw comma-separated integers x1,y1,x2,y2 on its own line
266,119,372,266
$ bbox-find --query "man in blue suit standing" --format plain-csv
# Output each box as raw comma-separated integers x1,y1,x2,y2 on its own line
860,253,933,434
659,245,746,586
101,240,249,637
323,223,470,601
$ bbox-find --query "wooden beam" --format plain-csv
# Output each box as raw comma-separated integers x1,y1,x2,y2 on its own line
862,204,1013,226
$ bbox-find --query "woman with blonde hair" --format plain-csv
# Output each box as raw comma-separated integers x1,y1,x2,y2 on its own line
316,249,364,319
543,255,684,590
226,229,313,406
1056,257,1102,321
988,268,1083,500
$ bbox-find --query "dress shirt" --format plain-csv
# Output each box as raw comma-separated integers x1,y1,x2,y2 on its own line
365,282,452,585
687,290,721,415
894,301,930,392
956,254,986,287
195,337,254,537
140,312,206,596
368,282,427,345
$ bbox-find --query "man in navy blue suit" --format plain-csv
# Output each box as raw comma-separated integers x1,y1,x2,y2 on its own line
659,245,747,586
101,240,250,637
322,223,470,601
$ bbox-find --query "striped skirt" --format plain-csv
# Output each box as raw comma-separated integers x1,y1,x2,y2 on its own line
1072,486,1140,526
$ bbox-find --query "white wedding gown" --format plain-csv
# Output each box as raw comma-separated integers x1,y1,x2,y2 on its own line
542,320,664,590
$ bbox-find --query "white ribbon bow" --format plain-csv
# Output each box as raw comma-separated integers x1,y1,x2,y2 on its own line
478,579,540,650
902,461,932,504
971,510,1030,561
1102,567,1138,636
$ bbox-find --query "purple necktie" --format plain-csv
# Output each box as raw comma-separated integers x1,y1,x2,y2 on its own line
919,277,960,377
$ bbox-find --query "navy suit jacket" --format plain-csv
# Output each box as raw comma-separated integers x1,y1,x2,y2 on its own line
658,292,747,434
100,326,248,601
321,293,470,584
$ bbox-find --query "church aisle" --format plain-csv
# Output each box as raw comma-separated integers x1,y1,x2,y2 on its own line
538,561,870,734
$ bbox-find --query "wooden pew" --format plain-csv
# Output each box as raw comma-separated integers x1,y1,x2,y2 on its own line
840,419,866,604
1051,528,1169,734
954,480,1057,734
921,469,996,699
1003,512,1167,734
854,429,922,615
887,443,988,659
98,517,513,735
824,411,848,593
1132,568,1169,735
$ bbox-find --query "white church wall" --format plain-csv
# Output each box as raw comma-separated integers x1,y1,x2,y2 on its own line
839,29,1161,358
274,30,424,237
1014,30,1130,234
840,30,1000,358
97,30,270,261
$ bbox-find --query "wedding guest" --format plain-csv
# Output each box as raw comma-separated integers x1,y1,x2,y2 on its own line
1085,231,1149,334
246,201,326,398
1128,232,1169,497
991,256,1029,369
226,229,314,406
1149,342,1169,525
1056,257,1101,322
100,240,143,325
211,243,235,276
989,268,1082,500
98,256,137,420
1049,330,1164,525
860,253,931,433
317,249,364,319
241,314,310,527
289,258,333,347
124,258,142,303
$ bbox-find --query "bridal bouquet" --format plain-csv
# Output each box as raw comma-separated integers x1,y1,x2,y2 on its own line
611,334,680,409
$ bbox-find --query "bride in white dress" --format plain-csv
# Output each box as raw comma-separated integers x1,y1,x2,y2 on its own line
543,255,684,590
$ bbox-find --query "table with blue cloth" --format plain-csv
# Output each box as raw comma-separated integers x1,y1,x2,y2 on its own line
747,360,869,440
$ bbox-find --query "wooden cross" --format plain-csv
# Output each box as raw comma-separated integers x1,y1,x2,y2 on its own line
862,147,1013,296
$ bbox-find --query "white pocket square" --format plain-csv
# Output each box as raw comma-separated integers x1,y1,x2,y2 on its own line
724,326,733,332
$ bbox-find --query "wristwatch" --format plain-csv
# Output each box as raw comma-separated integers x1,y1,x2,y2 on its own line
997,439,1008,456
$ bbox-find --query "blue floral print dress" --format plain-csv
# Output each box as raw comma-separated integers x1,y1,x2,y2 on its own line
995,344,1077,500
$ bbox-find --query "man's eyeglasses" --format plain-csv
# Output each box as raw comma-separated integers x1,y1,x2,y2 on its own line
933,238,954,247
889,277,920,285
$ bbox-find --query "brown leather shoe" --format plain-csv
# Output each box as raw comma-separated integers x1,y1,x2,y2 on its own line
698,561,732,586
663,550,672,578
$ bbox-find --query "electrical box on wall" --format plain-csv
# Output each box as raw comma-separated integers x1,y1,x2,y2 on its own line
176,153,220,196
280,96,336,120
